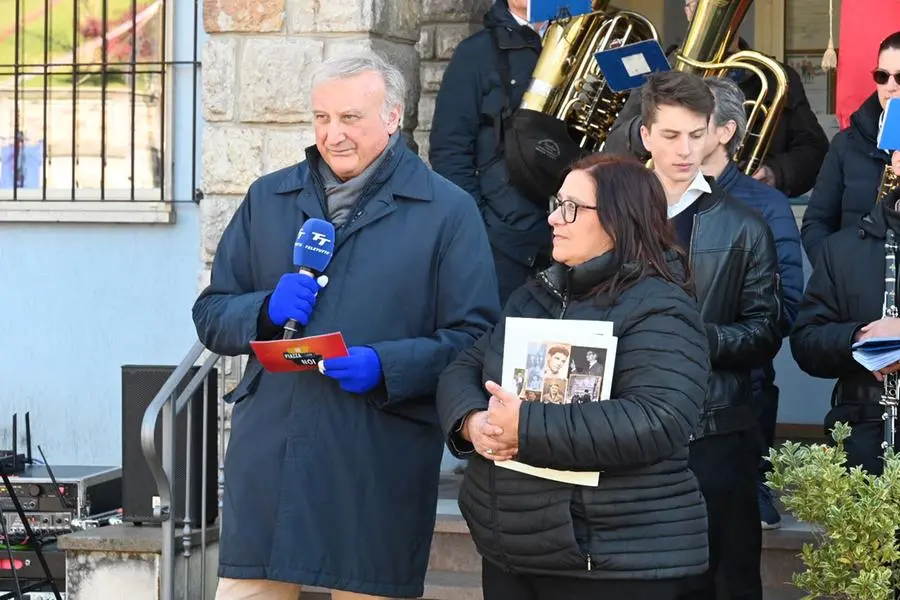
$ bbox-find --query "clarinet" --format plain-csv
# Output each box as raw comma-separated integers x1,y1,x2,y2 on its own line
881,229,899,452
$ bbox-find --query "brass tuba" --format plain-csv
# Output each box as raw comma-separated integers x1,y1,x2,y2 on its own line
520,0,660,153
672,0,789,175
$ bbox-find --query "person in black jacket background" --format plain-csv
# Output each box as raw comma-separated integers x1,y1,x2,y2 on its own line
429,0,550,306
801,31,900,264
638,71,782,600
701,77,804,530
436,154,711,600
604,0,829,200
791,154,900,475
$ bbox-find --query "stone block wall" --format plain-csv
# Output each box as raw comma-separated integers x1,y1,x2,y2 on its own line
415,0,492,162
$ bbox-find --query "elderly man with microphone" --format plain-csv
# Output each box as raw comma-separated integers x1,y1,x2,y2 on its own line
193,52,500,600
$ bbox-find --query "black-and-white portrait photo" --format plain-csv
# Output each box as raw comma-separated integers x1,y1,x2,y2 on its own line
542,344,571,379
569,346,607,377
513,368,525,396
566,375,600,404
541,378,567,404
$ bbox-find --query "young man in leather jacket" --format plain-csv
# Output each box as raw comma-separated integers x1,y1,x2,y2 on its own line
639,71,783,600
605,0,829,200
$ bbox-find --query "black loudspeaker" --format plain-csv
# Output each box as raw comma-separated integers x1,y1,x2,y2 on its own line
121,365,219,526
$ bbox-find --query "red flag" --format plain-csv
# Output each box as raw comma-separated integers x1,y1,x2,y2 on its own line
835,0,900,130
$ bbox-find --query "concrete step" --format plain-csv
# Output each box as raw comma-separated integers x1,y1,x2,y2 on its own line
302,570,481,600
429,512,480,573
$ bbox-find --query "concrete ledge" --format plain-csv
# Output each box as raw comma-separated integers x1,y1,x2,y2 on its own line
0,200,176,223
58,523,220,553
763,514,820,551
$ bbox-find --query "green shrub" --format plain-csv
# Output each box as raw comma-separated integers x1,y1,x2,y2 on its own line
766,421,900,600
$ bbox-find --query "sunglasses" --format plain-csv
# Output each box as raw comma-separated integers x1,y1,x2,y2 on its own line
873,69,900,85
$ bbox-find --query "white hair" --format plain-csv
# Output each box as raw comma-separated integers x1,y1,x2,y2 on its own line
310,52,406,125
706,77,748,157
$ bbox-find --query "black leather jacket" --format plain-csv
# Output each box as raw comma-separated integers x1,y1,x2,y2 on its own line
689,177,783,439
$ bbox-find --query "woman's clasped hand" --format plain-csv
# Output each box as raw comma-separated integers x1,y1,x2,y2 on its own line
462,381,522,461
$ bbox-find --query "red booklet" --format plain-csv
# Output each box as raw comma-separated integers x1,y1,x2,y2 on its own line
250,332,349,373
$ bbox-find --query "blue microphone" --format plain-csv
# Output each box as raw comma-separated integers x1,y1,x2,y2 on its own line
283,218,336,339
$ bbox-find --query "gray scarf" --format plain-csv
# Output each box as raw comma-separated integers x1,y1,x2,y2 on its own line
317,130,401,227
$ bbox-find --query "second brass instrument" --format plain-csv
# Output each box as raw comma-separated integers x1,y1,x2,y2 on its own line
672,0,789,175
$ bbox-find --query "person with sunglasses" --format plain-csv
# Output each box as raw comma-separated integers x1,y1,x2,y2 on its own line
802,31,900,264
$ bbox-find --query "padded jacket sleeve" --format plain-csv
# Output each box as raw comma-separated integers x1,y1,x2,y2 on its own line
790,238,867,379
801,137,846,263
516,288,711,471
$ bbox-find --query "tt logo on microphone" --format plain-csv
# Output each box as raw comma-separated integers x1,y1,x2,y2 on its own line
311,232,331,246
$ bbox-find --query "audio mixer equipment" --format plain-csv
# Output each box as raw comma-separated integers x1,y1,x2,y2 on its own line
0,413,121,599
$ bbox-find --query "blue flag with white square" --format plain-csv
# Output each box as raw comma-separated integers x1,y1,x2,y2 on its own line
594,39,671,93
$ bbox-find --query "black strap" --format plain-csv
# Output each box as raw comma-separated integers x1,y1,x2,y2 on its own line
489,27,514,152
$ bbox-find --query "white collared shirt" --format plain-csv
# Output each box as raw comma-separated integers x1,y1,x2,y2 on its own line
510,10,539,31
667,170,711,219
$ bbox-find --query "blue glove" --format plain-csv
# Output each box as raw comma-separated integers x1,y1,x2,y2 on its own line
322,346,383,394
267,273,321,327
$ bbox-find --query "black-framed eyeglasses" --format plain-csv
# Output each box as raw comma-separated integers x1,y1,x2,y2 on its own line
550,194,597,224
873,69,900,85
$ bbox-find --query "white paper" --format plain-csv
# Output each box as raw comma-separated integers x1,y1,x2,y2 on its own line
622,52,652,77
495,317,618,487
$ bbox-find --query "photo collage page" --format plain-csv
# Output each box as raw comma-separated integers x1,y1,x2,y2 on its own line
513,341,607,405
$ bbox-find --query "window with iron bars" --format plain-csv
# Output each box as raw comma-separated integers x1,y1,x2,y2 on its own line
0,0,199,223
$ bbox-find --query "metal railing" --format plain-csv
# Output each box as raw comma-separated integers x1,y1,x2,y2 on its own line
140,340,247,600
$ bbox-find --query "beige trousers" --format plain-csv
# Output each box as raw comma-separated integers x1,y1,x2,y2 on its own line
215,577,391,600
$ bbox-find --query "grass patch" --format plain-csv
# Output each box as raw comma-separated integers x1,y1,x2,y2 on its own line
0,0,155,89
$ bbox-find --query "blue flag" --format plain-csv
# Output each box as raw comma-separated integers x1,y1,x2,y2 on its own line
594,39,671,93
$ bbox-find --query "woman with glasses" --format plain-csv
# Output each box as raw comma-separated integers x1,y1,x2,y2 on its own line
802,31,900,263
435,154,711,600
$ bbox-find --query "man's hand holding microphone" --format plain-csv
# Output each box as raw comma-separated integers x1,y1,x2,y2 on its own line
271,218,383,395
267,273,325,331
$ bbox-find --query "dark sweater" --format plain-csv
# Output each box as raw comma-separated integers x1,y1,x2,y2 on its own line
673,201,701,250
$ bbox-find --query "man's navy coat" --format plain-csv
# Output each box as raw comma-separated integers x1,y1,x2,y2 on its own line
192,142,501,597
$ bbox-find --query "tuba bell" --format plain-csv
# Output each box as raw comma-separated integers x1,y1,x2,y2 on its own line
672,0,789,175
520,0,660,153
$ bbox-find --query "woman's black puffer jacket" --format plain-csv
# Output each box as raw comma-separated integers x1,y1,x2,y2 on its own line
801,92,892,263
436,252,711,581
